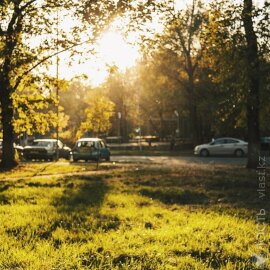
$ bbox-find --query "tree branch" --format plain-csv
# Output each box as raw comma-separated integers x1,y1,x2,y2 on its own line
7,2,22,34
20,0,37,13
188,0,196,53
14,38,96,90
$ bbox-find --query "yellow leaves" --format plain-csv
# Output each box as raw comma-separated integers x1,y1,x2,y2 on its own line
11,90,61,136
78,95,115,137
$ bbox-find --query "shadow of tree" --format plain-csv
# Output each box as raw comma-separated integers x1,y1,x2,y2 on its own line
140,188,209,205
31,175,121,242
172,249,254,270
128,166,270,221
53,175,108,213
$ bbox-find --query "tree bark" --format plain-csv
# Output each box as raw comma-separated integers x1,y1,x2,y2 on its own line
0,3,21,169
242,0,261,169
0,81,17,169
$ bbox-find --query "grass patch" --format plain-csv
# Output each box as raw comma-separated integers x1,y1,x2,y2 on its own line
0,161,116,180
0,162,269,269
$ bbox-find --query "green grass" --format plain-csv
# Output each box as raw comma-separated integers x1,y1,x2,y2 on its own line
0,161,114,180
0,162,269,269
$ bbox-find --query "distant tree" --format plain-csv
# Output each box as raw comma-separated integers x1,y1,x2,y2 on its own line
203,0,269,167
102,68,138,141
77,96,115,138
0,0,127,168
202,1,248,138
59,79,90,142
138,53,182,138
138,0,208,144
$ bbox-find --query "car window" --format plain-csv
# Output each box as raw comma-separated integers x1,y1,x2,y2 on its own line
226,139,238,144
77,141,95,148
214,139,226,145
33,141,54,147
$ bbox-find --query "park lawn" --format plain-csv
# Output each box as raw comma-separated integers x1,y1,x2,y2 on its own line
0,162,269,269
0,161,115,180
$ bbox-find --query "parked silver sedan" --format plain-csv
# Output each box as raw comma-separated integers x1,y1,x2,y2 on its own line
194,137,248,157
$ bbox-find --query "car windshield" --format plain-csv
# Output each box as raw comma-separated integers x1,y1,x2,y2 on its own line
76,141,96,148
32,141,54,147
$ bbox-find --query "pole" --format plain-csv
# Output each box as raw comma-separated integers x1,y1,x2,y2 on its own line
56,8,59,160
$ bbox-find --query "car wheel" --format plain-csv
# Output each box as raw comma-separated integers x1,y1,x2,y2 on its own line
200,149,209,157
234,149,244,157
105,156,110,162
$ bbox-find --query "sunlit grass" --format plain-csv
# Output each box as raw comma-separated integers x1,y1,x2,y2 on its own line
0,163,269,269
0,161,113,180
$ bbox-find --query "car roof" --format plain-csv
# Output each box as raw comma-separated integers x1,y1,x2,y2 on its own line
215,137,242,141
77,138,101,142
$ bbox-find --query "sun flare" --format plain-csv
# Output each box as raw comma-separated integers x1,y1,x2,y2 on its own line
54,28,140,86
97,30,140,71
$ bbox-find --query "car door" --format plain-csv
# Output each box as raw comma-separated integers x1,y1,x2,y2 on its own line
210,139,226,155
225,139,239,155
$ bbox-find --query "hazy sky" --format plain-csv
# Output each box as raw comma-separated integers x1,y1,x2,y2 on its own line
51,0,267,86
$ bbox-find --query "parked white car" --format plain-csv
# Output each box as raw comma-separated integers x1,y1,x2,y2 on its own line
194,137,248,157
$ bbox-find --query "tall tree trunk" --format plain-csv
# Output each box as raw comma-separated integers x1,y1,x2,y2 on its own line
242,0,260,169
0,81,17,169
0,7,19,169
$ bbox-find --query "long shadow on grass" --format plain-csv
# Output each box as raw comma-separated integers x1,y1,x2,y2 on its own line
49,175,121,238
131,167,270,220
54,175,108,213
172,249,254,270
140,188,209,205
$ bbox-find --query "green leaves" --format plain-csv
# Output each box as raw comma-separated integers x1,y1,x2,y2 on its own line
77,95,115,137
12,88,58,135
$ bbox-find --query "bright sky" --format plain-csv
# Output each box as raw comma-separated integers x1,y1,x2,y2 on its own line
52,0,265,86
56,26,140,86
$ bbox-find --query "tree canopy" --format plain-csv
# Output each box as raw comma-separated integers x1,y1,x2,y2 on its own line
0,0,269,169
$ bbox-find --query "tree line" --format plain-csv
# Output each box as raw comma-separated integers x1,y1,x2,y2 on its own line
0,0,269,169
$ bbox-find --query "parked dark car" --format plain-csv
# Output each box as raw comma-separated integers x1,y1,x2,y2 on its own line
72,138,110,162
23,139,71,161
